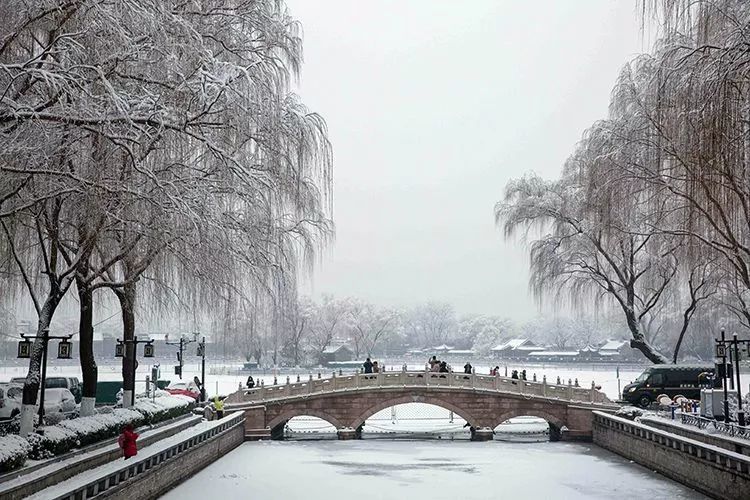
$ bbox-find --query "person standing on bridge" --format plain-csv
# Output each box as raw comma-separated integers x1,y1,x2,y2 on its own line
464,362,472,374
363,357,373,374
214,396,225,419
118,424,139,460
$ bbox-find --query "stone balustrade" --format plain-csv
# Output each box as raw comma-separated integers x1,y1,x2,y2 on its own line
228,371,610,406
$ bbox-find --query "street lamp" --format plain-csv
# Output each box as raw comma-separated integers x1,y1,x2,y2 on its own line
17,329,74,425
196,336,206,402
115,336,155,407
714,330,749,426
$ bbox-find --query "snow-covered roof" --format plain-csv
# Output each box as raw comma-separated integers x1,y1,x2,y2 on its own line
492,338,537,351
515,345,545,351
322,345,351,354
432,344,454,351
579,345,598,353
599,339,628,351
528,351,579,357
447,349,475,355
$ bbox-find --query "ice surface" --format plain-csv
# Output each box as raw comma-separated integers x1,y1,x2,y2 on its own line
161,440,707,500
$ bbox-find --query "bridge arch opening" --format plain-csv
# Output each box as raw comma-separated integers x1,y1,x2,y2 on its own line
268,410,343,440
492,410,565,442
357,401,474,440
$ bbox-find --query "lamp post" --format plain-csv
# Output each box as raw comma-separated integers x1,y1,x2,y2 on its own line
714,331,749,426
17,329,73,425
115,336,155,407
197,336,206,402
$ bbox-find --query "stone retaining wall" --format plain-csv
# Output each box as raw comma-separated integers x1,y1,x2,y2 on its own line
639,416,750,456
101,421,245,500
593,411,750,500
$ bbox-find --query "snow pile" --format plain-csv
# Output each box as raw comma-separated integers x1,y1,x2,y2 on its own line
614,406,645,420
0,434,31,472
27,408,143,460
133,394,195,424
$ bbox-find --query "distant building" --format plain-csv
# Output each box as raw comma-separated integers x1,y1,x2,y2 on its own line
491,339,545,359
598,339,631,360
527,351,579,362
321,345,354,364
431,344,454,354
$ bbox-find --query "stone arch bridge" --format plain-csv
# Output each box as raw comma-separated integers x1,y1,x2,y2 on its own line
225,371,618,441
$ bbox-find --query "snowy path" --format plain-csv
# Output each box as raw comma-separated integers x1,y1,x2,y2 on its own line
0,414,199,496
25,420,215,500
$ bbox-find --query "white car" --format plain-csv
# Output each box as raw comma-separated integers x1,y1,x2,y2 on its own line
0,384,23,420
0,385,77,420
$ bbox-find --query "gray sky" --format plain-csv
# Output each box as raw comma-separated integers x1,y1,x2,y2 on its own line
289,0,648,320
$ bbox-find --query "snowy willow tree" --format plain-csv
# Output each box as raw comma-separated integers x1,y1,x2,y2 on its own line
1,0,332,433
624,0,750,328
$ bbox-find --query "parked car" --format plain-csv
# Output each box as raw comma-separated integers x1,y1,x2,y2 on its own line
43,388,78,416
0,384,23,420
10,376,82,403
0,385,77,420
622,365,720,408
165,381,200,400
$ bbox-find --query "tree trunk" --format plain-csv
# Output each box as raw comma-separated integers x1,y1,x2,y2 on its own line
115,281,137,408
76,274,98,416
19,296,60,437
621,301,669,364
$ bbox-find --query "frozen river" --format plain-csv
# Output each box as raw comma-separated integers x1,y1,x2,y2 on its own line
161,440,706,500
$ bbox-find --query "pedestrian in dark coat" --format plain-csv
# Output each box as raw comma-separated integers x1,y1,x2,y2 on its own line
363,358,373,374
464,362,472,374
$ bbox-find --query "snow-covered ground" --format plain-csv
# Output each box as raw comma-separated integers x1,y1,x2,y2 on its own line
161,440,707,500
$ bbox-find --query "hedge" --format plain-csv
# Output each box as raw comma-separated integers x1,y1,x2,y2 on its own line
0,393,196,470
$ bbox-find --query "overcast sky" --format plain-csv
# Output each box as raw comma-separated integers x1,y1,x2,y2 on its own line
288,0,650,321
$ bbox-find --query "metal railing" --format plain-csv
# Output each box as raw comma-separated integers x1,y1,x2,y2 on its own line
228,371,611,406
593,411,750,475
680,413,750,440
49,412,245,500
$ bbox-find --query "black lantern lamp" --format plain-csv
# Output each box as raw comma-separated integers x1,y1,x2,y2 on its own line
57,339,72,359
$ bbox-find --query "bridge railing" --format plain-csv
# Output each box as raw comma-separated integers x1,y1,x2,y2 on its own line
232,371,611,406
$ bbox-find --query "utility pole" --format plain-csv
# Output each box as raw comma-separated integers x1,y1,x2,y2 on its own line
167,334,197,381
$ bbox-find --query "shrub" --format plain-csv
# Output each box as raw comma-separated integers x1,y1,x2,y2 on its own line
0,434,31,472
23,395,194,461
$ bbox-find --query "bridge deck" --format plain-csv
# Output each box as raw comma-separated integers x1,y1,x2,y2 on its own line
226,371,612,407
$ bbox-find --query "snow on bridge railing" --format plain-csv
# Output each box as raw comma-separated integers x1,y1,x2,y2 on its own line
49,412,245,500
231,371,610,406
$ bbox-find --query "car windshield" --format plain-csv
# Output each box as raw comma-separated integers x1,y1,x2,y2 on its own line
7,387,23,399
635,371,651,382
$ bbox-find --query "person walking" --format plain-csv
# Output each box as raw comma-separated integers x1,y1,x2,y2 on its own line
511,370,519,380
246,375,255,388
118,424,139,460
214,396,224,419
363,357,373,374
521,370,527,381
372,361,380,373
464,362,472,374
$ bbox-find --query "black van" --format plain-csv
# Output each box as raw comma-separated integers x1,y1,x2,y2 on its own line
621,365,719,408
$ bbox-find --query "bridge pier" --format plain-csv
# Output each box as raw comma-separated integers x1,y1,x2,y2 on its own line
470,427,494,441
337,428,358,440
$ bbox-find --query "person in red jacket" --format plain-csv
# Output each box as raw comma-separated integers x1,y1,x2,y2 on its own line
118,424,139,460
